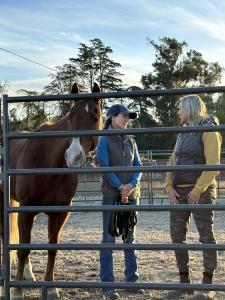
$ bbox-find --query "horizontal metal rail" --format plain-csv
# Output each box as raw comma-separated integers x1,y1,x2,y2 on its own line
7,124,225,139
8,281,225,291
6,85,225,102
75,185,224,192
3,86,225,295
7,204,225,213
8,243,225,251
7,164,225,176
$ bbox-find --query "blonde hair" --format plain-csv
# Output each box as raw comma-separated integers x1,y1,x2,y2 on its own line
178,94,207,126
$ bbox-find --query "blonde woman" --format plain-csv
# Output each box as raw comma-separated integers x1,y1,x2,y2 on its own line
166,95,222,299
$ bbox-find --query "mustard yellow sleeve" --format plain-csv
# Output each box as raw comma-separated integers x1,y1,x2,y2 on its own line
165,152,176,193
192,131,222,197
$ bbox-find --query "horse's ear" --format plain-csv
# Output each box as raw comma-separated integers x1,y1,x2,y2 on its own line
92,82,101,103
71,82,80,94
92,82,100,93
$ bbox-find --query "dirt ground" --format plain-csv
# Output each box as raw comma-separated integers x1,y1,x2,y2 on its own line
8,196,225,300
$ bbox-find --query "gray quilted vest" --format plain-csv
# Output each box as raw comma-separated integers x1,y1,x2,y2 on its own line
101,135,140,198
173,115,218,186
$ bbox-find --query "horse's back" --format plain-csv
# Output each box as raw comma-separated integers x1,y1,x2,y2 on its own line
9,139,29,169
9,138,34,201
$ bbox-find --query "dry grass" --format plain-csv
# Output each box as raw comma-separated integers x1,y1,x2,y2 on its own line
9,200,225,300
7,170,225,299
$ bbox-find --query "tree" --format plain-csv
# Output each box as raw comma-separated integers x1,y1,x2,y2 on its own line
0,81,8,95
0,81,8,132
140,37,223,150
43,63,84,118
141,37,223,127
43,38,124,117
70,38,124,92
9,89,47,131
43,64,81,95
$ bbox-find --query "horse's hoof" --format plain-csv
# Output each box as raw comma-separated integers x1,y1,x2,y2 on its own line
10,287,24,300
23,261,36,281
47,288,60,300
23,271,36,281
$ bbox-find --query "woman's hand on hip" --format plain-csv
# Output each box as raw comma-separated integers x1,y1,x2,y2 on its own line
168,188,180,204
187,191,200,204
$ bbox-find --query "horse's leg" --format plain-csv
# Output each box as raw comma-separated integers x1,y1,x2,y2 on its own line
45,212,70,300
0,194,20,297
11,212,36,300
23,254,36,281
23,215,37,281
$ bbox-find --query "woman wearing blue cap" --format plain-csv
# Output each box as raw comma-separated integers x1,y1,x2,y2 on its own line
96,104,143,300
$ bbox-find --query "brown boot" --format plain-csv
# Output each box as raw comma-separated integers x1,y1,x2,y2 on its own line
202,272,213,284
203,272,215,299
180,272,194,295
196,272,216,300
167,272,194,299
180,272,190,283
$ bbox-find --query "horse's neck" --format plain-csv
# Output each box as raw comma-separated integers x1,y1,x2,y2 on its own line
36,118,69,167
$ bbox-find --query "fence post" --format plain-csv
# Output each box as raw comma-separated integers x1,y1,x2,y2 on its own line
2,94,10,299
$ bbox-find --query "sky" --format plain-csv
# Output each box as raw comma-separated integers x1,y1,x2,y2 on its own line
1,0,225,95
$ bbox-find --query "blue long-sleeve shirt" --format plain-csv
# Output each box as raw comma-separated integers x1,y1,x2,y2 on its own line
96,135,142,190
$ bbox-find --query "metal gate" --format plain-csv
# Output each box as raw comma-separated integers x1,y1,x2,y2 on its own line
1,85,225,299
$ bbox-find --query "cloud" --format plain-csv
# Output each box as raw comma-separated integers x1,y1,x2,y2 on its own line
6,77,50,96
1,0,225,94
121,69,143,88
188,16,225,42
58,32,87,44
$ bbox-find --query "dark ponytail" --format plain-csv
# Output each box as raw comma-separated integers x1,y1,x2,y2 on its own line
104,117,112,129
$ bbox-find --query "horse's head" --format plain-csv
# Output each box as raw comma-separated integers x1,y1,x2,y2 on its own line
64,82,102,167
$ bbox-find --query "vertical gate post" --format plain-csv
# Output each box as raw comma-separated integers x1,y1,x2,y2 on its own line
2,94,11,299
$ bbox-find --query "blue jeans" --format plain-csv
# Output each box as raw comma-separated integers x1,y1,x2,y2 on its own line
100,196,139,294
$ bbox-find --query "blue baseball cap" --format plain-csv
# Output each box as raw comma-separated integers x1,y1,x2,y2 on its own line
106,104,137,119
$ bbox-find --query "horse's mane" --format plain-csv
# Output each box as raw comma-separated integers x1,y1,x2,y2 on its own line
35,116,68,132
35,121,54,131
35,100,103,132
35,122,54,132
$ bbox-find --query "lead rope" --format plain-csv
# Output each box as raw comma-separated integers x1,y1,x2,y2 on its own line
108,197,137,241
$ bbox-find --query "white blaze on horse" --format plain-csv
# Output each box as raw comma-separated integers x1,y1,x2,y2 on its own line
0,82,102,299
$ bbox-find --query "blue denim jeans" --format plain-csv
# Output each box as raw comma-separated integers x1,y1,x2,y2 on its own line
100,196,139,294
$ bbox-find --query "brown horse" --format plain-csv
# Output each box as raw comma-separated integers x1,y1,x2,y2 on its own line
0,82,102,299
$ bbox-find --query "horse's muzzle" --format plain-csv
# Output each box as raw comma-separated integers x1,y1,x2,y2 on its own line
64,137,86,167
65,149,85,167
